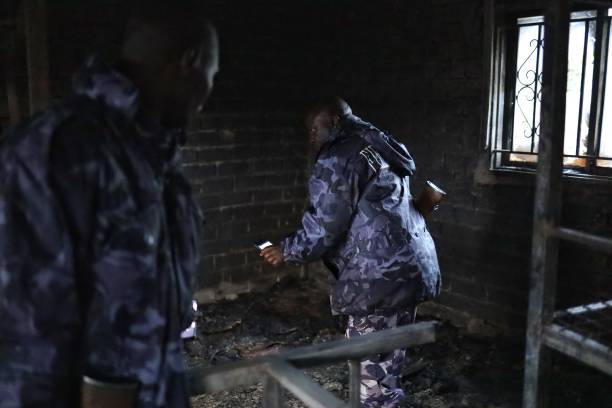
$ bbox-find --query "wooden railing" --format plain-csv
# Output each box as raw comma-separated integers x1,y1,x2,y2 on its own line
187,321,437,407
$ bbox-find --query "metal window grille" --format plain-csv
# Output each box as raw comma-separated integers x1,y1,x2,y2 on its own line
488,6,612,178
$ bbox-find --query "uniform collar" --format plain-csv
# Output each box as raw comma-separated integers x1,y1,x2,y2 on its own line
73,56,185,173
72,55,140,119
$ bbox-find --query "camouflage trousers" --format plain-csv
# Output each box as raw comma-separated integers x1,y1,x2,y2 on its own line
346,308,417,408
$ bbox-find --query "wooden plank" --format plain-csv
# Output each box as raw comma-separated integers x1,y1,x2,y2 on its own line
543,324,612,377
263,375,283,408
23,0,50,114
522,1,571,407
187,321,436,397
559,300,612,316
266,359,347,408
348,359,361,408
553,227,612,254
187,360,269,395
286,321,436,367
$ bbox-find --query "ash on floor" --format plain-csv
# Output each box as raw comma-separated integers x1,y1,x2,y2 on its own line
185,278,612,408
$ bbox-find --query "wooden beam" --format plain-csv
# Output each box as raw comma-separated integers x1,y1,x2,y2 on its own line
187,360,268,395
285,321,436,367
523,1,571,407
23,0,49,114
558,300,612,316
348,359,361,408
263,375,283,408
553,227,612,254
187,321,437,396
543,324,612,377
266,359,347,408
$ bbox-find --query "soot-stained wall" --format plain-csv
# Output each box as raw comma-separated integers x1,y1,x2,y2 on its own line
2,0,610,332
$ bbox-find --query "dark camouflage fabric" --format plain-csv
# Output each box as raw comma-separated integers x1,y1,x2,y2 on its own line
346,309,416,408
282,114,441,315
0,56,201,407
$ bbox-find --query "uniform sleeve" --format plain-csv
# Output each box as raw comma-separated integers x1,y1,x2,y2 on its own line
281,154,362,263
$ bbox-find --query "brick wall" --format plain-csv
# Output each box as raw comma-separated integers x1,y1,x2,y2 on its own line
183,2,332,301
184,113,311,301
2,0,611,332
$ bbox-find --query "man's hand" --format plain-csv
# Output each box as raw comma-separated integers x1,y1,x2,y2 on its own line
260,245,284,266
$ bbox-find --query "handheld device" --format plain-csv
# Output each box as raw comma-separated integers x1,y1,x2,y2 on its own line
254,240,273,250
180,300,198,340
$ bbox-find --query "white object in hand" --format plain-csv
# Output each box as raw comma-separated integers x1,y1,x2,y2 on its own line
181,300,198,339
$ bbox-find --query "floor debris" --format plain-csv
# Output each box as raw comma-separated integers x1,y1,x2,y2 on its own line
186,278,612,407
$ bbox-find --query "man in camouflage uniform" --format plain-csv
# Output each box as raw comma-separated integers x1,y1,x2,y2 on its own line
0,3,218,407
261,98,441,407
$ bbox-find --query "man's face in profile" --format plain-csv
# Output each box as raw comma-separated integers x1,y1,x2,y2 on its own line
306,110,334,152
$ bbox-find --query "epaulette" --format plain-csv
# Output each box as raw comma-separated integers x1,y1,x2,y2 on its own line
359,145,386,172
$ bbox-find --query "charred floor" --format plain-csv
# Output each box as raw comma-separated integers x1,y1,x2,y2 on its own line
184,278,612,408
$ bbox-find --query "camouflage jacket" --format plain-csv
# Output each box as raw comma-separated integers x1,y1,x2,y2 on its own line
0,57,201,407
282,114,441,315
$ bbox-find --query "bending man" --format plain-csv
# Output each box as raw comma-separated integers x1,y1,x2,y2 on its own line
261,97,441,408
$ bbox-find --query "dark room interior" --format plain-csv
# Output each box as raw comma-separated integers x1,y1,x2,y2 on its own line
1,1,611,407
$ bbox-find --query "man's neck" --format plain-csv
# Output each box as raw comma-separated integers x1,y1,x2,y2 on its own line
116,59,164,128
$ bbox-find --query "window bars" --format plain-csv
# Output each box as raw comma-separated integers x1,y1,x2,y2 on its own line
488,1,612,176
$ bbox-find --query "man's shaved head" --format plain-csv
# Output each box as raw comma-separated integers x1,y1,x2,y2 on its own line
306,97,352,121
119,1,219,130
305,97,353,152
123,0,216,65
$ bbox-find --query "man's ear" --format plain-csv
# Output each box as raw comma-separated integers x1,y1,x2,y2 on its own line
180,46,200,71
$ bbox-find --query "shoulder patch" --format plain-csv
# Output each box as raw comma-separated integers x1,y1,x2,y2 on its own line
359,145,386,172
